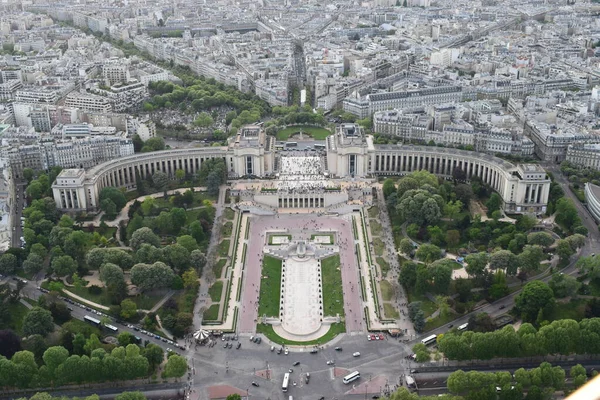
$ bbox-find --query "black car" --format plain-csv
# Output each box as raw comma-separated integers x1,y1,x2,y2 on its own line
251,382,259,387
334,347,343,351
236,342,241,349
293,361,300,366
310,349,318,354
499,305,506,309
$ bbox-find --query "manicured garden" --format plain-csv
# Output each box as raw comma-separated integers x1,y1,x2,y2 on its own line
276,125,331,140
256,322,345,345
202,304,220,321
322,255,343,317
208,281,223,302
258,256,283,317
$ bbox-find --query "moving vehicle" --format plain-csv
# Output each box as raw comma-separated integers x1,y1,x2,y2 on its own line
305,372,310,384
84,315,101,327
284,348,289,355
334,346,343,351
352,352,361,357
457,323,469,331
236,343,241,349
293,361,300,366
105,324,118,333
343,371,361,384
282,372,290,392
251,381,259,387
421,334,437,346
285,142,298,148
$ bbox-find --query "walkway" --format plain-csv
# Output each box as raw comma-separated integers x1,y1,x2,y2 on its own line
62,289,110,311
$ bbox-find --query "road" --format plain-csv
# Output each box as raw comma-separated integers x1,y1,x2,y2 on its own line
11,181,26,248
4,277,185,353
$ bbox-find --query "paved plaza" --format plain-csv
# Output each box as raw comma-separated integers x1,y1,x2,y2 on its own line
280,256,323,336
240,214,364,335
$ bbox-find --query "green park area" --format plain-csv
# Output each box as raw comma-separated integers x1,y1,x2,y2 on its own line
203,304,220,321
256,322,345,346
276,125,331,140
208,281,223,302
258,256,283,317
322,255,343,317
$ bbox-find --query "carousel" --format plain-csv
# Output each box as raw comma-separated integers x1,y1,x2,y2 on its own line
192,329,211,345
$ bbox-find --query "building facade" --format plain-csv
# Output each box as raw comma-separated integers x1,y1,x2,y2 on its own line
52,125,550,214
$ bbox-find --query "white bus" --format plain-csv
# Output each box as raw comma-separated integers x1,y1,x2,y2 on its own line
105,324,118,333
343,371,361,384
285,142,298,148
282,372,290,392
457,323,468,331
421,334,437,346
84,315,101,326
314,144,326,150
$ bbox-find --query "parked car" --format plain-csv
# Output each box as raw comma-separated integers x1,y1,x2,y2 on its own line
334,347,343,351
353,352,361,357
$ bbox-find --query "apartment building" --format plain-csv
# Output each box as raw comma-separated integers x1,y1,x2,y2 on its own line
65,92,112,113
566,144,600,170
523,119,595,163
103,63,130,86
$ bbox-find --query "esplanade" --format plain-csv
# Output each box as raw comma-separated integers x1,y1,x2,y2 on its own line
52,123,551,214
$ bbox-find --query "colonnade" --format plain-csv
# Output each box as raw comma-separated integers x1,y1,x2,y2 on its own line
372,151,507,194
278,196,325,208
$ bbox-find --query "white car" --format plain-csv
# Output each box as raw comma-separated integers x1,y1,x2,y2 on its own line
284,348,289,355
353,352,361,357
367,335,371,341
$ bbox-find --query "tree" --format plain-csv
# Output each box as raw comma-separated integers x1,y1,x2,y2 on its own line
527,232,554,247
446,230,460,248
556,239,575,261
565,234,586,251
452,166,467,183
115,392,147,400
143,137,165,152
23,307,54,337
120,299,138,319
226,395,242,400
0,253,17,275
412,343,431,362
189,220,205,243
152,171,168,194
99,187,127,212
518,245,545,274
130,262,175,292
42,346,69,375
99,263,126,290
444,200,463,220
397,189,444,226
182,269,199,289
23,253,44,275
130,227,161,251
0,329,21,359
485,193,502,215
117,332,135,347
454,184,473,206
548,273,581,298
489,250,519,275
382,179,396,198
465,252,489,277
398,238,414,256
164,354,187,378
143,344,164,369
430,259,454,294
206,171,221,196
515,281,555,322
51,255,77,277
399,261,417,289
415,243,442,263
555,198,581,232
163,244,190,273
194,112,214,127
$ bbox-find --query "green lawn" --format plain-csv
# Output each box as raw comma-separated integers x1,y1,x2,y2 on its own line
275,125,331,140
310,233,334,244
368,206,379,219
380,280,394,301
373,240,385,257
209,281,223,302
322,255,344,317
130,291,167,310
409,293,437,318
384,303,400,319
370,220,383,236
217,239,231,257
222,221,233,238
203,304,220,321
223,208,235,220
376,257,390,276
547,299,586,322
258,256,282,317
66,285,112,307
424,312,457,332
214,259,227,279
256,322,345,345
6,301,30,335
